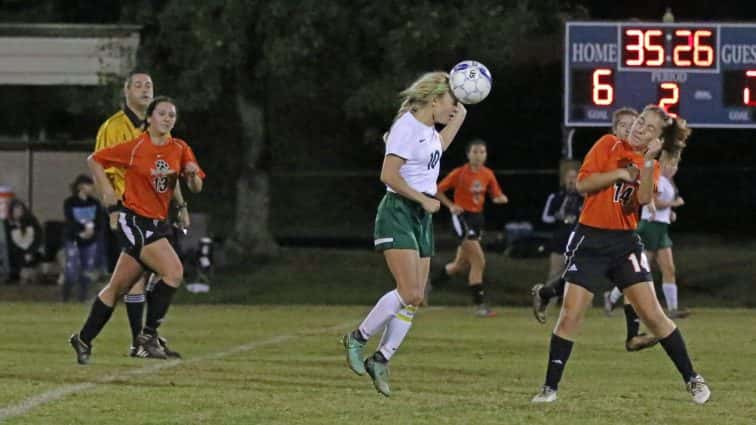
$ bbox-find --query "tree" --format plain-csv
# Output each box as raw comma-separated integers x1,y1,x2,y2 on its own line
130,0,561,263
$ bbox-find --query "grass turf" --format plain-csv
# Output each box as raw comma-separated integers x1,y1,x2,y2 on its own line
0,303,754,424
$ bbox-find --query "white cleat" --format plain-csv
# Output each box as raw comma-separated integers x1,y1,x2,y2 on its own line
531,385,557,403
687,374,711,405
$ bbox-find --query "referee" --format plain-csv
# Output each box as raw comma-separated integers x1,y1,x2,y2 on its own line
95,71,187,358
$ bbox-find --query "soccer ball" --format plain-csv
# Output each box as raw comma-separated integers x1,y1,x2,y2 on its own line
448,60,492,105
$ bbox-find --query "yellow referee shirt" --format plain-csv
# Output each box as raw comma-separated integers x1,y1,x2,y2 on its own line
94,106,143,196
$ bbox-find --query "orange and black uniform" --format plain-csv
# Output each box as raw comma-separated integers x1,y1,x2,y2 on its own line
563,134,660,292
437,164,505,240
92,133,205,259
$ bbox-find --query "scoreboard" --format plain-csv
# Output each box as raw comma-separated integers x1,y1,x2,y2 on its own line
565,22,756,128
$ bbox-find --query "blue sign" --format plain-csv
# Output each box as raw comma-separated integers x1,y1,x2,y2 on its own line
565,22,756,128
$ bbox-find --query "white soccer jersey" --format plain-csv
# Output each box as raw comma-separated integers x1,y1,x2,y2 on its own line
384,112,443,195
642,175,675,223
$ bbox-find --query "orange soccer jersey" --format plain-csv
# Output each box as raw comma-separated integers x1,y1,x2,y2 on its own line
92,133,205,220
578,134,660,230
437,164,504,213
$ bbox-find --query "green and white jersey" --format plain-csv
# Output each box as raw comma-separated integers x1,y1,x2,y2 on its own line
642,175,675,223
385,112,443,196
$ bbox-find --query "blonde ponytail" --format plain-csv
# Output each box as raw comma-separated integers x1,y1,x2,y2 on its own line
393,71,451,122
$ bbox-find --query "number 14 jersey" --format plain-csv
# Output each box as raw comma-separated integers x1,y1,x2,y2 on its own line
577,134,659,231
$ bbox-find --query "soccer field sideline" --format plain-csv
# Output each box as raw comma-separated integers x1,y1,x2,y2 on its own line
1,304,754,425
0,317,359,422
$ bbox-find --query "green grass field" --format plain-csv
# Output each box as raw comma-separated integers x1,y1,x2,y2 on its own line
1,303,754,424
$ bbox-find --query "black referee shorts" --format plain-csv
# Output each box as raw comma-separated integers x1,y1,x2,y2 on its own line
451,212,484,240
562,224,652,293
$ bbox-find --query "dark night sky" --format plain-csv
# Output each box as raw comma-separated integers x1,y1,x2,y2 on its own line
579,1,756,22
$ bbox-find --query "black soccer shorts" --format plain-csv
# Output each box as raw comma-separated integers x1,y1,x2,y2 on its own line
562,224,652,293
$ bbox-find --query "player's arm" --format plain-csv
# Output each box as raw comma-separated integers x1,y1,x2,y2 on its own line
89,141,135,208
87,155,119,208
438,103,467,151
488,173,508,204
654,194,684,209
576,136,636,194
172,181,190,229
435,191,460,215
653,197,673,209
180,143,205,194
381,155,439,213
577,169,634,194
183,164,203,193
637,139,662,205
437,169,463,214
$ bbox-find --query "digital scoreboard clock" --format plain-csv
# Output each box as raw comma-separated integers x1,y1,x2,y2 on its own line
565,22,756,128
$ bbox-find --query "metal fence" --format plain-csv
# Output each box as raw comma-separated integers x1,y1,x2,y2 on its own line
1,140,754,241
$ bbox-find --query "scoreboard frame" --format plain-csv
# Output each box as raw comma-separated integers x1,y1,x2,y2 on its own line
564,21,756,128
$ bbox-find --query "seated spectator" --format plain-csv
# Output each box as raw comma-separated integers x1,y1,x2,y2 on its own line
62,175,104,302
5,199,42,284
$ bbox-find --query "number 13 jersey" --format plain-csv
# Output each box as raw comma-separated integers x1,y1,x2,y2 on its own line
92,132,206,220
578,134,659,231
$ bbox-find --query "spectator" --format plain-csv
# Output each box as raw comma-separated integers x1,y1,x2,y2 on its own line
540,168,582,281
62,175,104,302
5,199,42,284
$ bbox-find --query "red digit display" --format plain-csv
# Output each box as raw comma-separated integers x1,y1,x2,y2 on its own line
658,82,680,117
645,30,664,66
745,70,756,106
624,29,644,66
673,30,693,66
693,30,714,67
592,68,614,105
623,29,664,67
623,27,716,69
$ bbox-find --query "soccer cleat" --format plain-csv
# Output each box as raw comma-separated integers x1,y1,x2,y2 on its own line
474,304,497,318
531,284,547,324
625,332,659,352
69,333,91,365
531,385,557,403
687,374,711,404
342,333,366,375
128,345,137,357
668,308,691,319
602,291,615,316
135,333,168,359
365,356,390,397
158,336,182,359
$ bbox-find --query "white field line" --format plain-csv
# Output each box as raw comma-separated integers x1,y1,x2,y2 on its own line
0,305,446,422
0,321,353,422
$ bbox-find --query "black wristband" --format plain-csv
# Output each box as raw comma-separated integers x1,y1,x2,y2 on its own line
106,202,121,213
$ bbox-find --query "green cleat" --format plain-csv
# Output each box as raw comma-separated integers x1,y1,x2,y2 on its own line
365,357,391,397
342,333,366,375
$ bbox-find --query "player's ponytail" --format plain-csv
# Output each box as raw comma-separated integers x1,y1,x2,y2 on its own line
394,72,451,123
643,105,692,159
383,72,450,143
662,116,691,158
